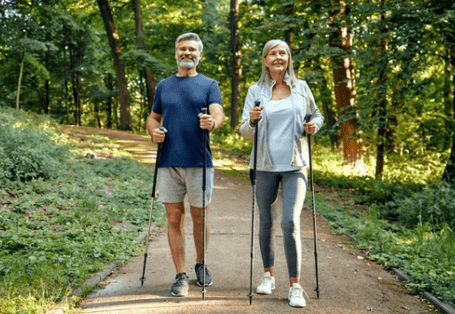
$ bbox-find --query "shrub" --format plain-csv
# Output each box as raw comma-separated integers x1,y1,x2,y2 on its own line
0,124,72,182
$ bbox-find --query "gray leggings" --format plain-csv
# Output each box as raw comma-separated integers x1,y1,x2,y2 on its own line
256,169,307,278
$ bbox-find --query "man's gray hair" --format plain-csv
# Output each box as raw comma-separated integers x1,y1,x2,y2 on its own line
258,39,297,87
175,32,203,52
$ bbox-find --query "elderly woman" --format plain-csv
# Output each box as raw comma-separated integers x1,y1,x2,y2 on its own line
239,39,324,308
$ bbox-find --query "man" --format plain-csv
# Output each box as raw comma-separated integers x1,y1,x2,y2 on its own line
146,32,225,297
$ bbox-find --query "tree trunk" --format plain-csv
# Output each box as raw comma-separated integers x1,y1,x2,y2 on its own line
285,4,294,48
44,52,50,114
97,0,131,130
70,45,82,126
132,0,155,115
442,51,455,182
375,8,390,180
16,52,25,111
329,1,362,166
105,73,114,129
230,0,241,129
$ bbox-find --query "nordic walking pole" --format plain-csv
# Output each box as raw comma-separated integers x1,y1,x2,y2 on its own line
140,126,166,287
201,107,208,300
248,100,261,305
304,114,320,298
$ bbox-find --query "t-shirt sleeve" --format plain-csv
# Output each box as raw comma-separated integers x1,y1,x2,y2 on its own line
208,81,223,107
152,82,163,114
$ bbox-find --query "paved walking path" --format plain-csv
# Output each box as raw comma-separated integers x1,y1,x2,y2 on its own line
74,127,433,314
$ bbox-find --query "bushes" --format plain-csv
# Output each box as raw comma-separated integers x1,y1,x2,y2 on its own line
0,123,72,183
371,181,455,230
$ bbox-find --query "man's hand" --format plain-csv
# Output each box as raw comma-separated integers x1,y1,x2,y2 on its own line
198,112,214,130
152,127,167,143
304,121,316,135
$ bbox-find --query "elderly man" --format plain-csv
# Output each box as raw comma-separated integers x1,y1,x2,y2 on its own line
146,32,225,297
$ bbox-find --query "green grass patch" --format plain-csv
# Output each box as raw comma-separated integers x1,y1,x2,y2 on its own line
0,108,165,314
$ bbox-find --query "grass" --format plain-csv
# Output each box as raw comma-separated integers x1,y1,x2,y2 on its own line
0,108,166,314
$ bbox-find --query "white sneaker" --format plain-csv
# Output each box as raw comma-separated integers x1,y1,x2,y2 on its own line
288,283,306,308
256,272,275,294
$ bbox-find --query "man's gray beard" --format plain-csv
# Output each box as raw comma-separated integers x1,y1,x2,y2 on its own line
178,57,199,69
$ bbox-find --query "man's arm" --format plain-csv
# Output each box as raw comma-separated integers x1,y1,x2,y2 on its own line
208,103,225,131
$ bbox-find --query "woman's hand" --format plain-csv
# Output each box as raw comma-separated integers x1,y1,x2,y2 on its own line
304,121,316,135
250,106,263,125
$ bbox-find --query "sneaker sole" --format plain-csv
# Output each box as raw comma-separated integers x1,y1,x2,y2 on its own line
288,300,306,308
196,281,213,287
170,291,188,297
256,287,275,295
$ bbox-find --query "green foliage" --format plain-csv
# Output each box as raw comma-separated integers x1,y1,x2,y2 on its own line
314,194,455,308
0,111,165,314
370,181,455,230
0,124,71,182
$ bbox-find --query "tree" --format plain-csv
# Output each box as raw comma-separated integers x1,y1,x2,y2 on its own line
230,0,241,129
329,0,363,166
132,0,155,115
96,0,131,130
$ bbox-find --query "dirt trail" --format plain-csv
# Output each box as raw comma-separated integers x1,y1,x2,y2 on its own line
72,126,435,314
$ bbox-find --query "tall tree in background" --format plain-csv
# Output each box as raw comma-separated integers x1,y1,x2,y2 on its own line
69,44,82,125
15,0,33,111
229,0,241,129
97,0,131,130
329,0,362,167
132,0,155,114
374,4,391,180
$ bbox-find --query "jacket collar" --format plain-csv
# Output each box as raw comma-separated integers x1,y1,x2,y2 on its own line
262,72,293,100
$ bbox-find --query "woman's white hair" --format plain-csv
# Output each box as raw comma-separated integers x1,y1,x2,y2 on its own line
175,32,203,52
258,39,297,87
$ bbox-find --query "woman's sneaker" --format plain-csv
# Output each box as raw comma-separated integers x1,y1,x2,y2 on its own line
288,283,306,307
170,272,189,297
256,272,275,294
194,263,213,286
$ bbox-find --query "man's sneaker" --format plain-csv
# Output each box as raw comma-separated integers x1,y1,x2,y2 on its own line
288,283,306,308
194,263,213,286
170,272,189,297
256,272,275,295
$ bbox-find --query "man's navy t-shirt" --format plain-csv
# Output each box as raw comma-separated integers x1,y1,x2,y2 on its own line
153,74,223,168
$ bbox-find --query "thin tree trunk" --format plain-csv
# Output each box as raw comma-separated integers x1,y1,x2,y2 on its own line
230,0,241,129
70,45,82,126
285,3,294,48
15,1,33,111
16,53,25,111
132,0,155,115
105,73,114,129
375,8,390,180
329,0,362,166
442,52,455,182
97,0,131,130
44,52,50,114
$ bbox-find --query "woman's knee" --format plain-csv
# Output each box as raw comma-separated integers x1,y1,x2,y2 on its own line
281,219,298,233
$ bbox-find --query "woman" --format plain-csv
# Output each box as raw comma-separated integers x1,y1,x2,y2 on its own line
239,39,324,308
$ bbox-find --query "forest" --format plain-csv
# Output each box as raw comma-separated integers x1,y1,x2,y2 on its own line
0,0,454,313
1,0,454,182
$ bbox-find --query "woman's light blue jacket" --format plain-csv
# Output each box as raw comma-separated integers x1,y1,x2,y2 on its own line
239,75,324,171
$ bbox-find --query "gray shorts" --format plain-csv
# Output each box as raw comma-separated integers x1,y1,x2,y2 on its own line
157,167,214,208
